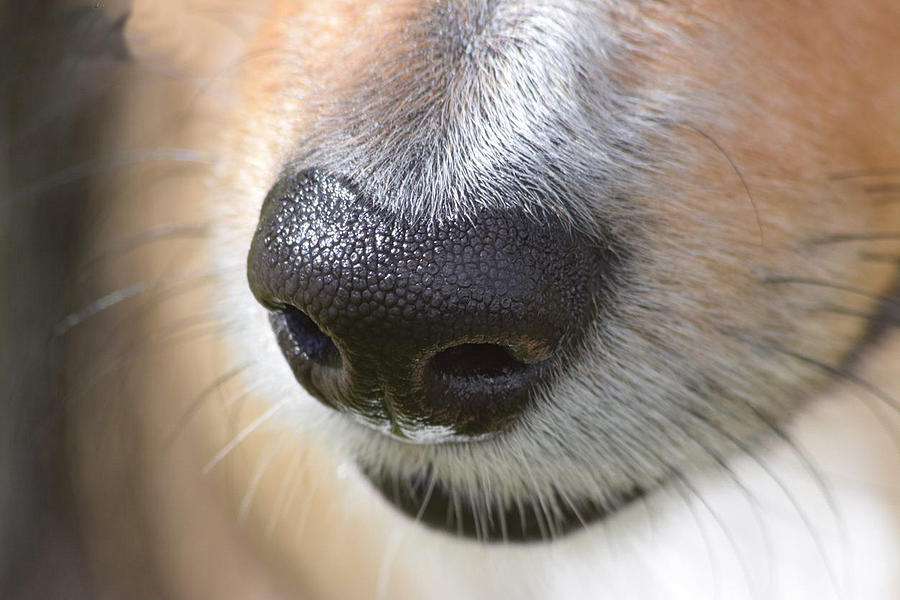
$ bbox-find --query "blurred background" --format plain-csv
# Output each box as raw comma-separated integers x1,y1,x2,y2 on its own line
1,2,130,596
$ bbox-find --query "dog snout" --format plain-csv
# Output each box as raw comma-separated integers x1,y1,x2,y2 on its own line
247,169,612,442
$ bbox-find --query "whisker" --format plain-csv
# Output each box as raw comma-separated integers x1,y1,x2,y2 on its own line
828,168,900,181
452,488,465,538
812,305,900,327
724,333,899,456
7,148,218,204
293,468,324,541
864,183,900,194
530,490,554,543
513,494,527,540
265,447,310,538
660,469,726,599
58,267,232,338
413,468,438,523
770,345,900,414
668,409,775,597
116,267,243,334
162,362,255,450
202,399,288,474
858,252,899,264
521,462,558,541
81,223,212,271
476,467,495,538
638,412,765,599
375,530,405,600
809,232,900,245
497,492,510,544
55,282,149,335
682,124,764,246
471,488,486,543
239,434,284,520
66,312,228,404
694,392,847,598
224,387,256,410
554,484,589,534
761,277,900,309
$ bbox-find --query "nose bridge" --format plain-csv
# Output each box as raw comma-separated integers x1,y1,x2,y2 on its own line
301,1,612,228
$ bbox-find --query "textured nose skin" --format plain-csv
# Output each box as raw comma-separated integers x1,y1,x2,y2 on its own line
248,169,611,441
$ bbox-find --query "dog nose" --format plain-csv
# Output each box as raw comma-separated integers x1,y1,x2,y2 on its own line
247,169,610,442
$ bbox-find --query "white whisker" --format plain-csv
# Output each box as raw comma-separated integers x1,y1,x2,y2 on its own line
203,400,288,474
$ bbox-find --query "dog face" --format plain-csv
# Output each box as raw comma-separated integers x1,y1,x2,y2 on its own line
189,0,900,540
62,0,899,597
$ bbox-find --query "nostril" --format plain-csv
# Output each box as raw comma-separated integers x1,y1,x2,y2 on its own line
428,343,530,380
272,305,342,369
421,342,547,437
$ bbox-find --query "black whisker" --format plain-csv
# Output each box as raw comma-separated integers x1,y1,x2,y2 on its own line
863,183,900,195
683,124,764,245
689,384,848,597
769,345,900,415
650,403,781,595
638,446,730,597
828,168,900,181
674,408,777,582
810,232,900,245
727,335,900,441
761,277,900,309
858,252,900,264
813,305,900,327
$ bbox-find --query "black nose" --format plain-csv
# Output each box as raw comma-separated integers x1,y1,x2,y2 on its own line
247,169,611,442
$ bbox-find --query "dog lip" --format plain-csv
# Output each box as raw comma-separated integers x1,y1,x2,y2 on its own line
362,464,647,542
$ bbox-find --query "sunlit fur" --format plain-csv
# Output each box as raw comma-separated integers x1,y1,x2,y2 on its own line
63,0,899,598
